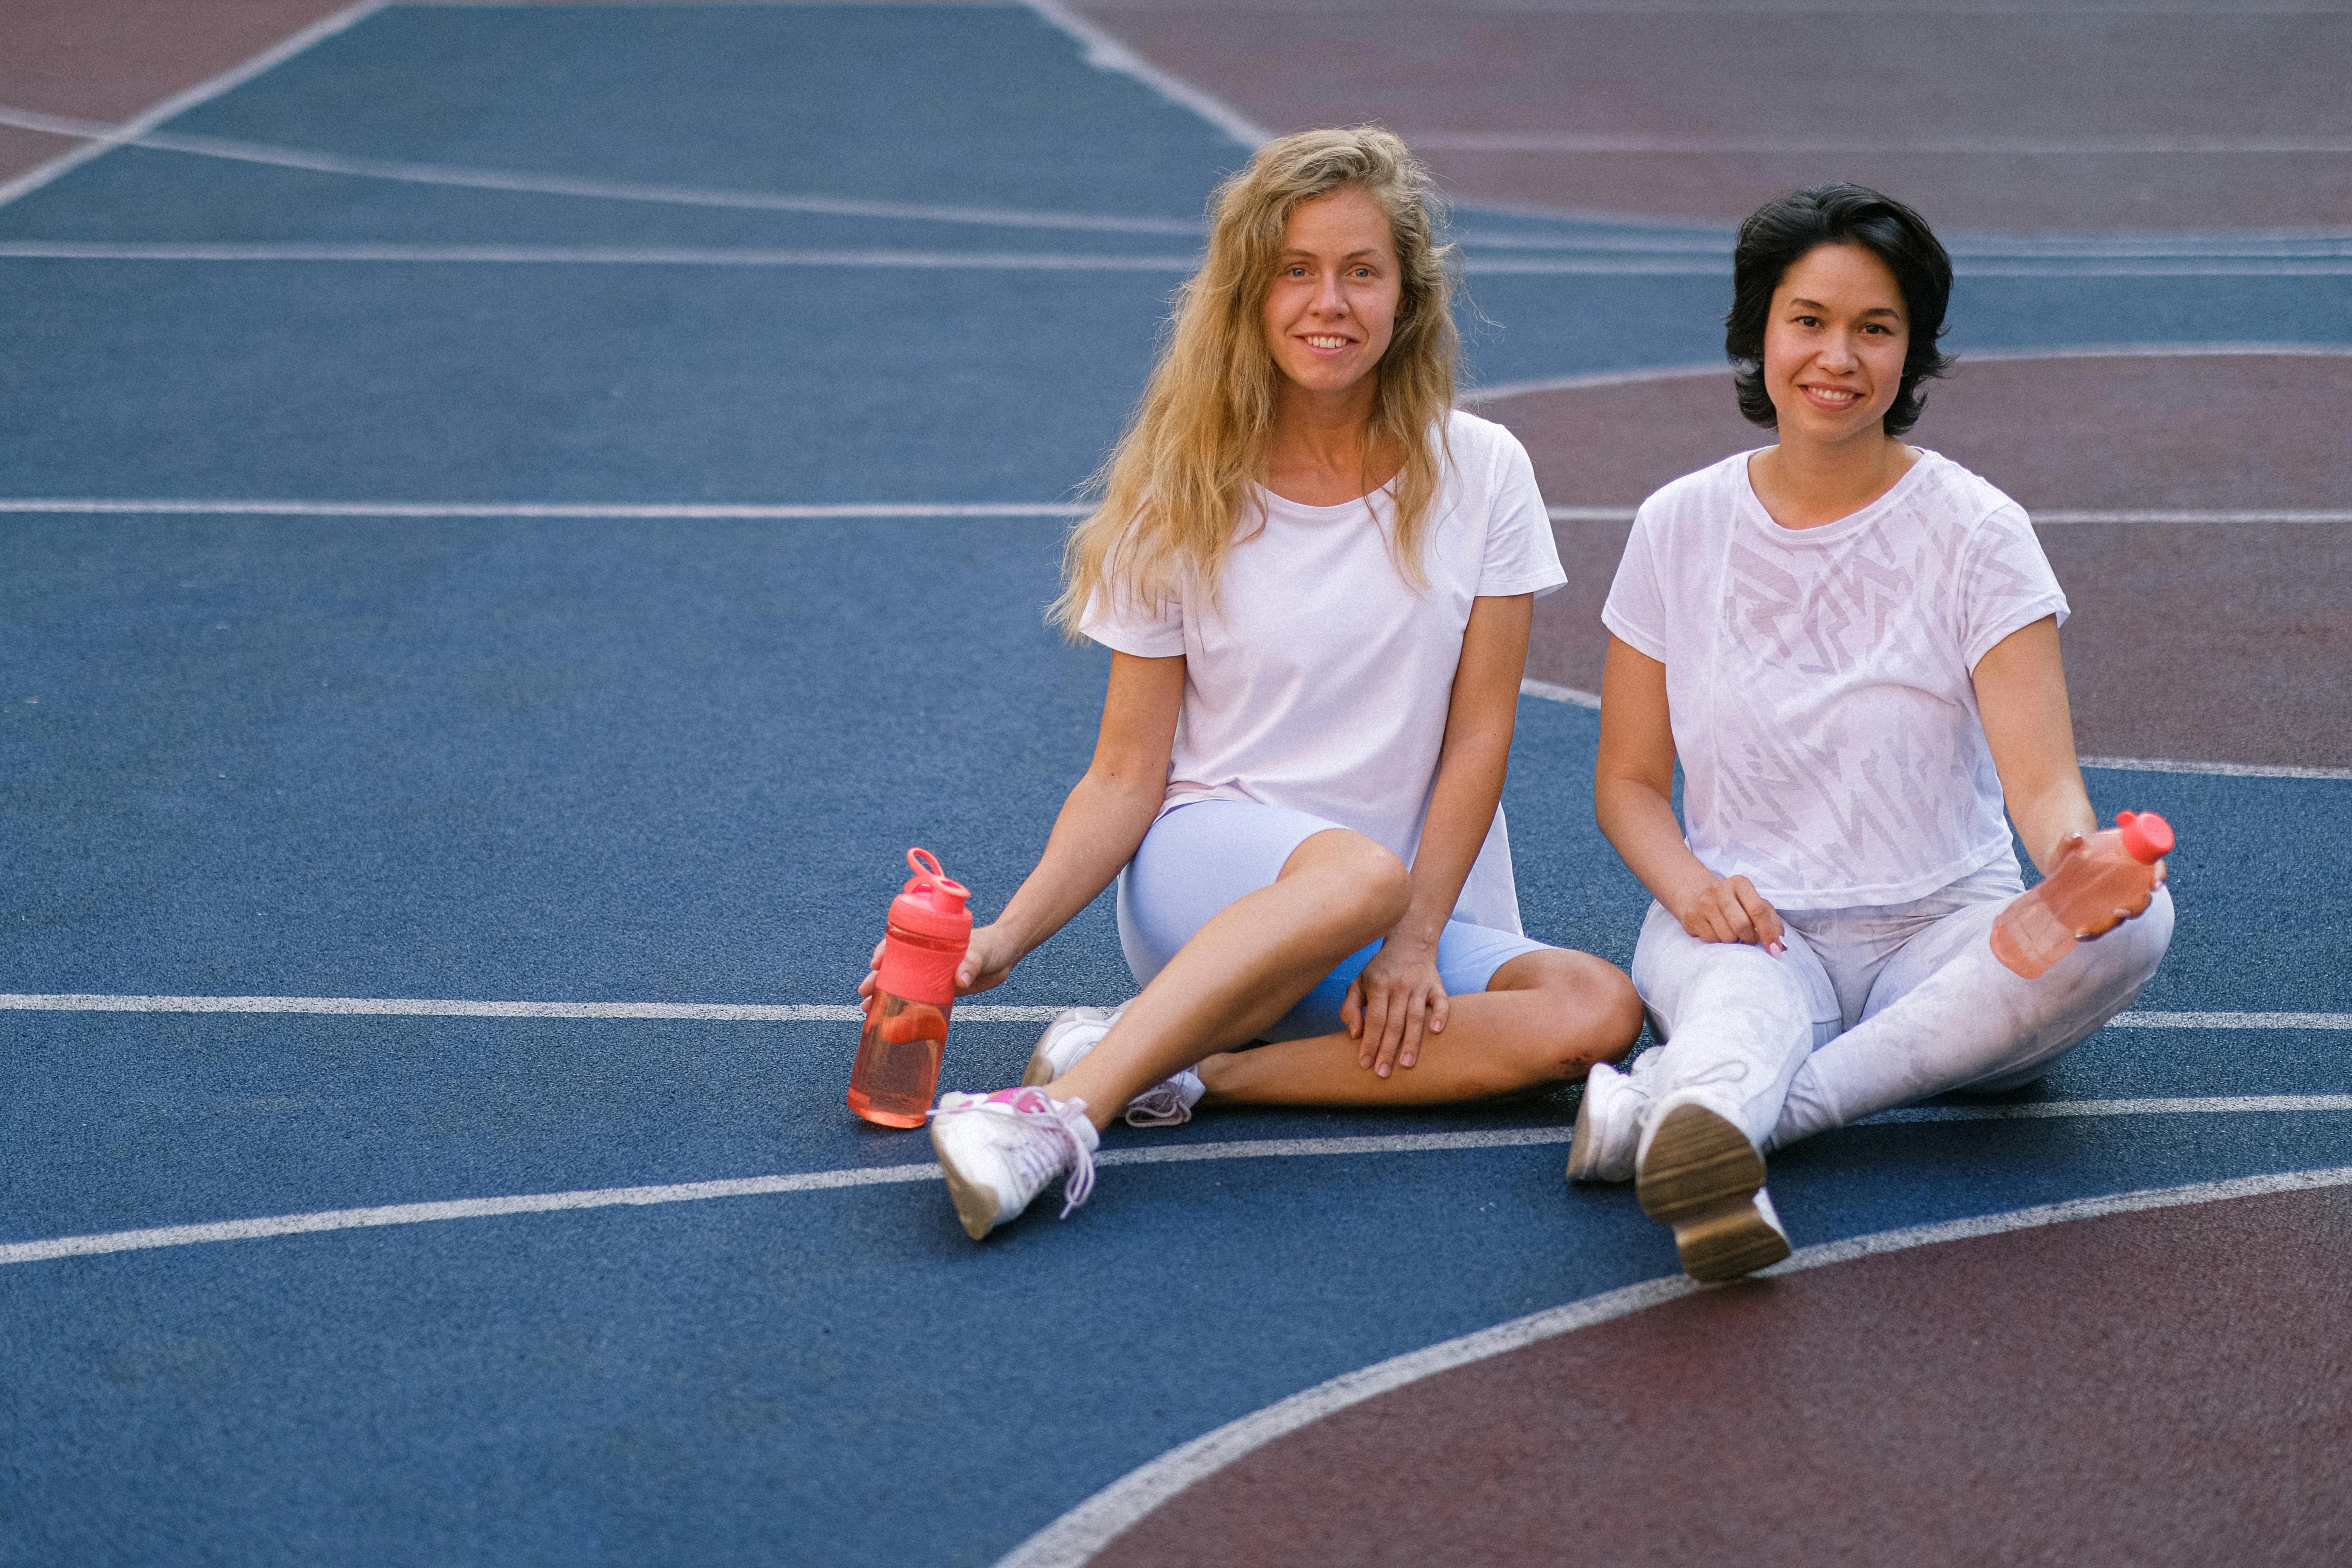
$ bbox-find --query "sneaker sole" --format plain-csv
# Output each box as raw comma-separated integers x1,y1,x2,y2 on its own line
930,1127,1007,1241
1018,1039,1056,1089
1565,1081,1605,1183
1636,1103,1789,1282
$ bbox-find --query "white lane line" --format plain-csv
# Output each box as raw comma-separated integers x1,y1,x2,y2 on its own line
0,499,1089,519
1535,505,2352,527
1405,131,2352,156
0,1164,944,1267
1872,1094,2352,1122
2106,1011,2352,1029
993,1161,2352,1568
1020,0,1268,149
6,238,2348,278
0,992,1057,1022
7,1111,2347,1271
0,241,1200,270
23,496,2328,531
0,6,386,209
0,105,1207,238
1515,675,2352,777
1519,677,1601,709
2037,511,2352,525
10,992,2342,1030
2080,756,2352,781
1471,255,2352,277
1465,341,2352,405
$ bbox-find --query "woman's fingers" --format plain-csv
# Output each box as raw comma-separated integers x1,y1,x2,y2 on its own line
1730,877,1786,955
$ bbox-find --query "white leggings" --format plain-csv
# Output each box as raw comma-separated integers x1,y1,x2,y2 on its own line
1629,857,2175,1151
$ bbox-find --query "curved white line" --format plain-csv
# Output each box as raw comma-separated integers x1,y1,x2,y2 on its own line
7,991,2342,1030
2079,755,2352,780
1020,0,1268,149
0,499,1089,519
6,1102,2345,1269
994,1162,2352,1568
0,104,1210,238
0,5,385,209
1463,341,2352,405
0,241,1198,270
1407,131,2352,156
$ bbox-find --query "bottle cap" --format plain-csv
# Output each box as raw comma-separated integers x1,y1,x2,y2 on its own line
2115,810,2174,864
889,847,972,940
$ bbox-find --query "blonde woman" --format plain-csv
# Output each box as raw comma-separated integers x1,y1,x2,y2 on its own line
888,129,1643,1241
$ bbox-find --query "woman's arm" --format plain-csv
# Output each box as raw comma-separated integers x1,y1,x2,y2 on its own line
1349,592,1529,1074
864,651,1183,997
1972,615,2097,875
1593,634,1785,950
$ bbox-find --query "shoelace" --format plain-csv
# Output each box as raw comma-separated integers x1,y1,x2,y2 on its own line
962,1089,1097,1218
1123,1073,1196,1128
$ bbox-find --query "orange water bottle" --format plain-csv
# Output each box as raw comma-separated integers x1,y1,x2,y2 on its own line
1990,810,2174,979
847,848,971,1127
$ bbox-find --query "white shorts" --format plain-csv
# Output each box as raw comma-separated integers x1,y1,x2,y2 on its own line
1115,799,1552,1042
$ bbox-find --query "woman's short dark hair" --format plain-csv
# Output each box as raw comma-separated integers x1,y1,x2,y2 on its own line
1725,183,1955,435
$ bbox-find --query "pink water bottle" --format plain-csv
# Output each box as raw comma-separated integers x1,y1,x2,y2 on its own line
1990,810,2174,979
847,848,972,1128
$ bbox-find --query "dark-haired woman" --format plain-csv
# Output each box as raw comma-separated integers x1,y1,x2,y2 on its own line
1572,184,2171,1282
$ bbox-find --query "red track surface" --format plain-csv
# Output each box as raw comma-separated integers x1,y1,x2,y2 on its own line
1494,356,2352,767
0,0,358,184
1069,0,2352,232
1095,1186,2352,1568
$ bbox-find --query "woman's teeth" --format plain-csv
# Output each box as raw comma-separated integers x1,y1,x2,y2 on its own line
1304,335,1348,349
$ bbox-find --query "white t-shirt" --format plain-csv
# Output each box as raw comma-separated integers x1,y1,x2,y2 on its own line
1081,410,1567,934
1602,448,2068,909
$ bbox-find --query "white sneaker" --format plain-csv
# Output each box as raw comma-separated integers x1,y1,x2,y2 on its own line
1634,1090,1790,1282
928,1087,1100,1241
1566,1059,1643,1184
1020,1005,1206,1128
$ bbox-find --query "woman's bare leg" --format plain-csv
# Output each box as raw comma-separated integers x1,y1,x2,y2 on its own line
1044,827,1410,1130
1193,949,1642,1107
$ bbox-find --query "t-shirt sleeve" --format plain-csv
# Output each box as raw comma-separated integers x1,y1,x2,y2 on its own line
1600,503,1671,662
1077,577,1186,658
1473,432,1569,599
1956,501,2070,669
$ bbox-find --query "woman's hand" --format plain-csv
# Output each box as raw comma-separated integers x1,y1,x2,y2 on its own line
1674,874,1786,955
856,920,1024,1002
1342,938,1448,1077
2061,836,2169,942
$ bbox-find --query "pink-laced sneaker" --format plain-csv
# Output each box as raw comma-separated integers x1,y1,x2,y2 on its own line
928,1087,1099,1240
1020,1005,1205,1128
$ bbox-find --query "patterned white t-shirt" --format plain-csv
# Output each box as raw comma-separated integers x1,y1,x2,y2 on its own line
1081,410,1567,933
1602,448,2068,908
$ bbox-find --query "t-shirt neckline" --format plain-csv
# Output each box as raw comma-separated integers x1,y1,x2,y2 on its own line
1254,478,1397,521
1736,446,1936,545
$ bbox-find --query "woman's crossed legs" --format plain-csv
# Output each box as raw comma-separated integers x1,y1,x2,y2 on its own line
1045,801,1641,1129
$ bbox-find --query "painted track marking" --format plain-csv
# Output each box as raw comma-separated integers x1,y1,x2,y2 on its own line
4,238,2348,278
0,105,1208,237
1405,131,2352,156
3,993,2344,1029
1462,342,2352,405
993,1162,2352,1568
1020,0,1267,149
0,5,386,209
6,1112,2347,1270
0,499,1090,519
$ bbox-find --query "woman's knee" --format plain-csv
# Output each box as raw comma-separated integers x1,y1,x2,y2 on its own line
1281,828,1411,933
1492,949,1644,1079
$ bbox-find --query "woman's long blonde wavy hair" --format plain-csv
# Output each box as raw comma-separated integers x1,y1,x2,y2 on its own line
1051,127,1459,636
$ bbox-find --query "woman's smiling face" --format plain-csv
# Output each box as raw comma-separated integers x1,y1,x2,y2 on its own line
1762,241,1911,444
1261,185,1402,398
